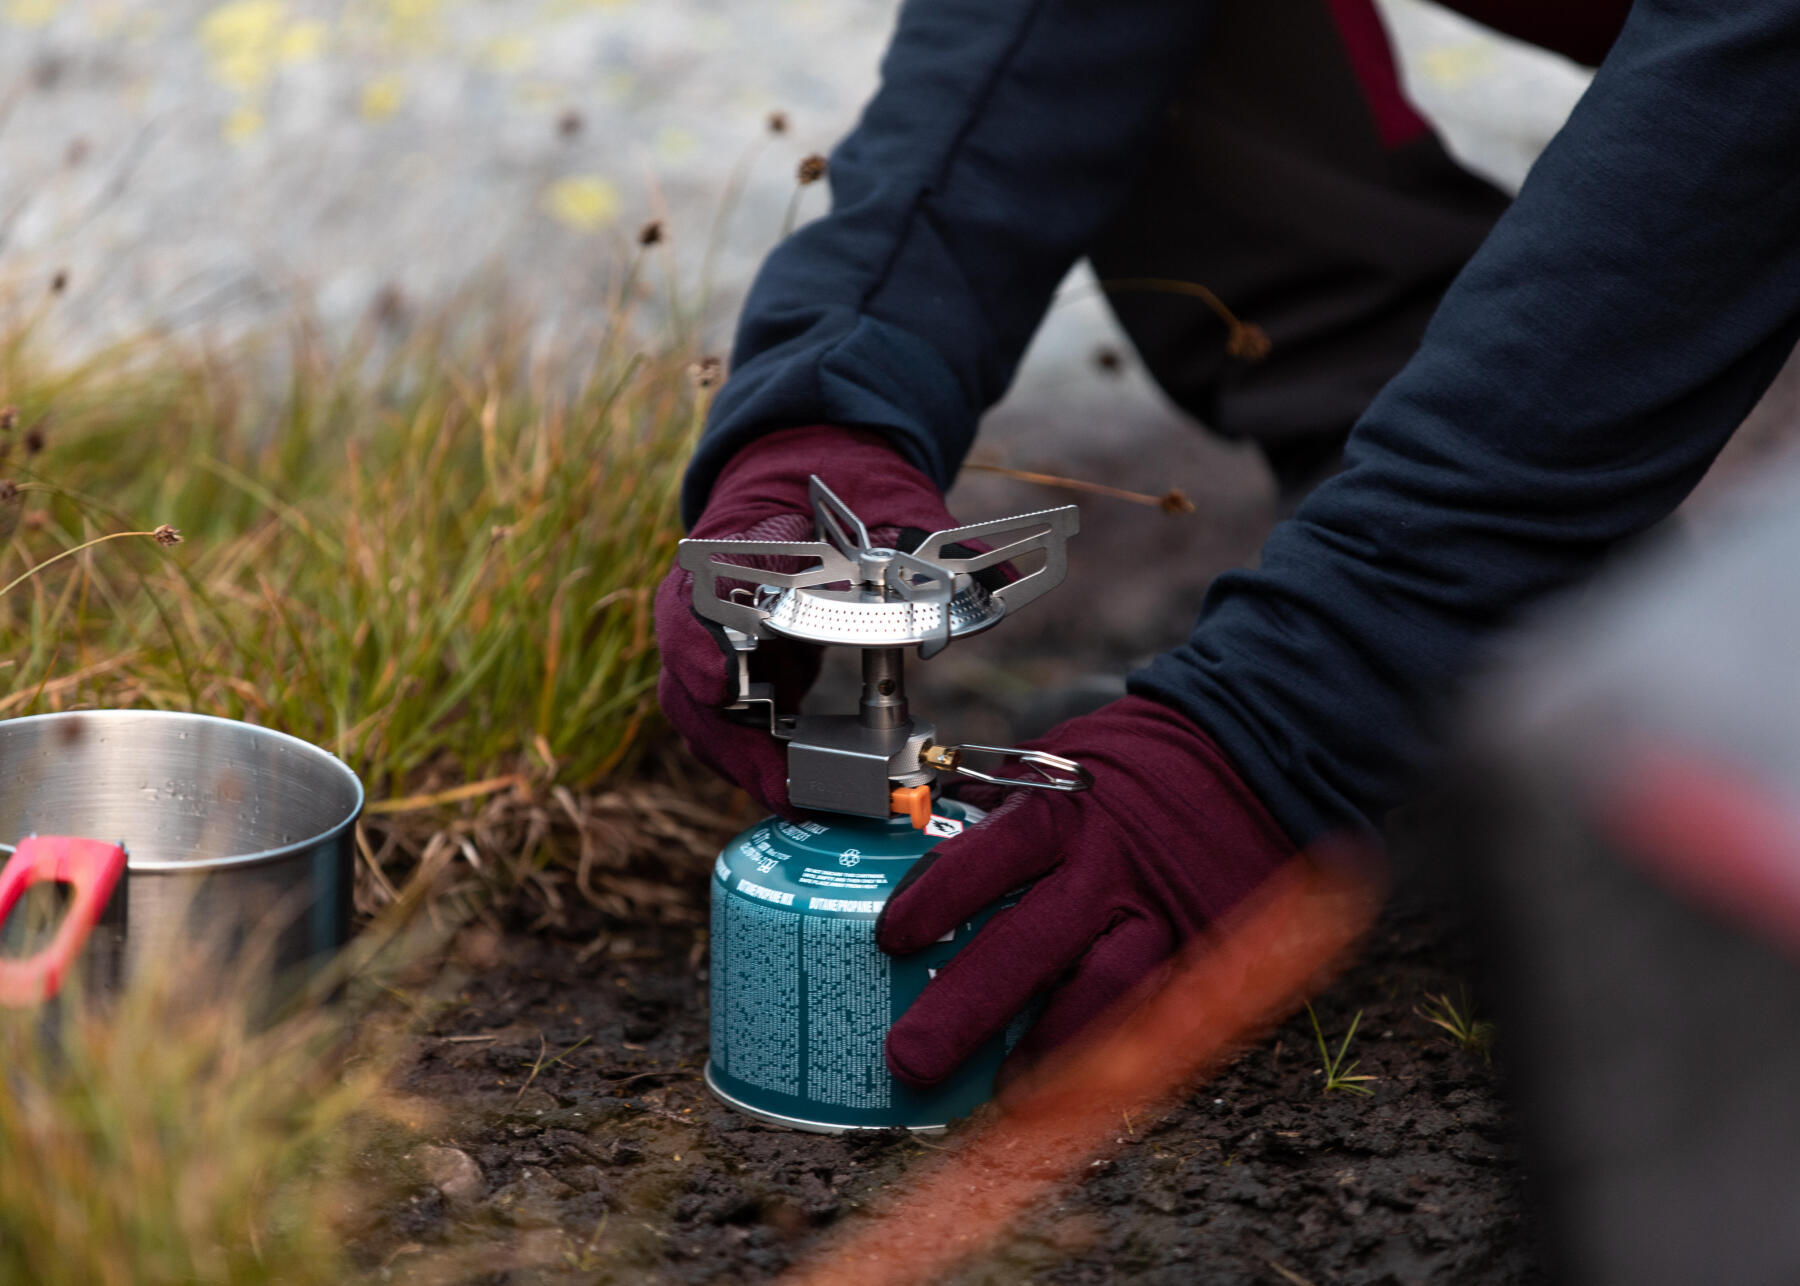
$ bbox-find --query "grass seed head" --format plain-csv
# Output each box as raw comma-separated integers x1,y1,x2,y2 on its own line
1227,321,1272,362
152,524,183,547
50,269,68,295
796,152,827,185
766,109,789,135
689,355,723,389
638,219,664,247
370,283,407,328
0,479,17,503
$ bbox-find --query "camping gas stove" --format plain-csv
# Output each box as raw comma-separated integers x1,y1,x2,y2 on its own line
682,477,1089,1132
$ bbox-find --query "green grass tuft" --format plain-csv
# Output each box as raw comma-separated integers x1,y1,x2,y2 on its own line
1306,1002,1377,1097
0,285,729,1277
0,955,401,1286
1416,987,1496,1063
0,289,704,800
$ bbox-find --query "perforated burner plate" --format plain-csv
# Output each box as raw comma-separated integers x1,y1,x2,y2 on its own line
759,582,1005,647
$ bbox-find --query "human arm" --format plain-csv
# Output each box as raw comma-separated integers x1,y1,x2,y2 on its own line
881,0,1800,1082
661,0,1221,804
1135,0,1800,843
680,0,1218,524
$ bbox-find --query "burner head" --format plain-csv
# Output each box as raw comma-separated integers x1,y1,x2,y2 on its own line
758,580,1006,648
676,476,1091,823
679,477,1077,659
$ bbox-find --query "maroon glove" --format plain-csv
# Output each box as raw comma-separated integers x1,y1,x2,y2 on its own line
875,695,1293,1088
654,425,961,816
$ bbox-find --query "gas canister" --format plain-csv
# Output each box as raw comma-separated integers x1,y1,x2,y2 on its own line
706,801,1017,1132
682,477,1088,1132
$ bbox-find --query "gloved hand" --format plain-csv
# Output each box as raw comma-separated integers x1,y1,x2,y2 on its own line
875,694,1294,1089
654,425,961,816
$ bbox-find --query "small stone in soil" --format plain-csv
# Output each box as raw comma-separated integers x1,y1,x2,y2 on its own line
414,1145,484,1205
488,1167,577,1228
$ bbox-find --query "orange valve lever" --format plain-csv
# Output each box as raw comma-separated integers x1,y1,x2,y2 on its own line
890,784,932,830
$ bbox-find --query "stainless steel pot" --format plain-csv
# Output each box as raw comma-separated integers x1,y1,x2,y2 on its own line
0,710,364,1007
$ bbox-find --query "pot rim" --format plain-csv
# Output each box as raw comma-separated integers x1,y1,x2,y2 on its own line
0,709,365,873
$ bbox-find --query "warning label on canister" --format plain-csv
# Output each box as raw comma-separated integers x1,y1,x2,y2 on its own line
715,894,801,1096
803,916,891,1109
713,871,894,1110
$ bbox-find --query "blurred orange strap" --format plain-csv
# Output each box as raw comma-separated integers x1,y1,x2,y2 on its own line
783,853,1380,1286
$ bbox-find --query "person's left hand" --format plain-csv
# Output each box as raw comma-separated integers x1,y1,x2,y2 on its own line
874,694,1294,1088
653,425,961,818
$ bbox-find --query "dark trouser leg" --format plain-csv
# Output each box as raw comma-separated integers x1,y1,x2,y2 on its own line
1089,0,1511,500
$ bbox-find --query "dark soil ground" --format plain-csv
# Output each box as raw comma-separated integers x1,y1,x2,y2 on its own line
349,872,1542,1286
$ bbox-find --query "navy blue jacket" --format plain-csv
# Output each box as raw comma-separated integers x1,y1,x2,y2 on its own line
685,0,1800,844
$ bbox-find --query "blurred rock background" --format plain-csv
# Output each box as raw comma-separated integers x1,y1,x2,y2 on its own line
0,0,1585,360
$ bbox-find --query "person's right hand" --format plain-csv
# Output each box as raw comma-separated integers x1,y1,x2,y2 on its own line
653,425,961,816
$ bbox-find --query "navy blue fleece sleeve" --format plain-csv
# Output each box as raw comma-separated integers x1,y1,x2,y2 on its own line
1133,0,1800,842
680,0,1215,524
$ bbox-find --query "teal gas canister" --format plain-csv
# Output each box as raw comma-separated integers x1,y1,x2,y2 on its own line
681,477,1088,1133
705,801,1018,1131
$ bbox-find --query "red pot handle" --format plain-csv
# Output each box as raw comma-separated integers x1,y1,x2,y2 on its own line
0,835,128,1008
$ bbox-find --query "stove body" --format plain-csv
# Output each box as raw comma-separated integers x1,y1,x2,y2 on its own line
682,479,1086,1131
